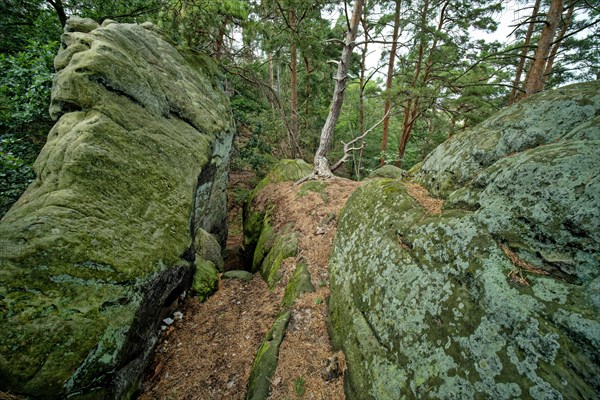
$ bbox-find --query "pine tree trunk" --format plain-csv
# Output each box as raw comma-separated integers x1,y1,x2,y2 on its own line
215,18,227,62
380,0,402,166
542,1,574,86
313,0,365,178
397,0,447,168
358,7,368,180
523,0,565,98
304,56,311,118
508,0,541,105
269,53,274,91
290,11,299,159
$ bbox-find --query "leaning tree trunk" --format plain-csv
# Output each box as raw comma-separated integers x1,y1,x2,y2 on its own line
357,6,369,179
47,0,67,27
313,0,365,178
380,0,402,166
508,0,541,105
523,0,564,98
542,1,575,86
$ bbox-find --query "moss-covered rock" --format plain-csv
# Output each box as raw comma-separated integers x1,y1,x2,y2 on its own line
0,17,232,399
222,270,254,281
192,260,219,301
367,165,407,180
260,231,299,288
243,159,312,257
194,228,224,272
298,180,329,203
329,82,600,399
283,261,315,308
246,312,291,400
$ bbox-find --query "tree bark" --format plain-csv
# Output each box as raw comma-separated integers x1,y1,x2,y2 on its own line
304,55,311,118
269,53,274,92
47,0,67,27
380,0,401,166
357,5,369,179
542,1,575,86
215,17,227,62
290,11,299,158
523,0,565,98
313,0,364,178
508,0,541,105
397,0,430,167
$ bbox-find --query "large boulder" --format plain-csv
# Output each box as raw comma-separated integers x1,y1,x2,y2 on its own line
328,81,600,399
0,17,233,398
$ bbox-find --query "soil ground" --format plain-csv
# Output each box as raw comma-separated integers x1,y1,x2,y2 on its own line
138,171,361,399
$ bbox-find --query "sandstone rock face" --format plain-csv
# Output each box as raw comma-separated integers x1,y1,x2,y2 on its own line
328,81,600,399
0,17,233,398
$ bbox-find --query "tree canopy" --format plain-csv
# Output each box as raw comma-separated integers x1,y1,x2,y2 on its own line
1,0,598,213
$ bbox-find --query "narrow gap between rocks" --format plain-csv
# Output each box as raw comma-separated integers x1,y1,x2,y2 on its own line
138,171,360,399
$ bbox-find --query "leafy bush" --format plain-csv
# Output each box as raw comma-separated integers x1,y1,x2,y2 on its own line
0,39,57,217
0,136,36,216
0,39,57,130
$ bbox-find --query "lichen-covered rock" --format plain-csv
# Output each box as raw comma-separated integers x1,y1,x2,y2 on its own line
328,81,600,399
0,17,233,399
414,81,600,198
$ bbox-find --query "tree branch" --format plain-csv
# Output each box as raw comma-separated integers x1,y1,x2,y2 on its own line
330,107,394,172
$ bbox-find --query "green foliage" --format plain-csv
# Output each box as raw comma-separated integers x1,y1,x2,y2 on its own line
0,38,57,217
0,136,36,216
157,0,248,51
0,40,57,130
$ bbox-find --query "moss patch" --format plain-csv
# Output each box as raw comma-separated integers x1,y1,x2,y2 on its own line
246,311,291,400
283,261,315,308
192,259,219,301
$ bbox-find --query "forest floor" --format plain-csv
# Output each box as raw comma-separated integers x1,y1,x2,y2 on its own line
138,170,362,399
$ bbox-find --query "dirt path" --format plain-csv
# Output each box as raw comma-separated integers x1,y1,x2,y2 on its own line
138,173,361,399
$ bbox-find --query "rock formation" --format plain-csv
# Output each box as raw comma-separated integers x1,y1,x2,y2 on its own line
328,81,600,399
0,17,233,398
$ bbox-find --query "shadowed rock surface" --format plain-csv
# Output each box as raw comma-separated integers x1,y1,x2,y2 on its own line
0,17,233,398
329,81,600,399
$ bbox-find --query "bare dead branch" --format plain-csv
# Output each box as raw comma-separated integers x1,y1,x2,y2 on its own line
330,107,394,172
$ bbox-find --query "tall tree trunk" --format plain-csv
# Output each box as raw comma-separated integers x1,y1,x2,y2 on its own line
313,0,365,178
397,0,430,167
276,63,281,96
289,11,299,158
215,18,227,62
269,53,275,91
523,0,565,98
358,5,369,179
380,0,402,166
47,0,67,27
304,56,311,118
542,1,575,86
508,0,541,105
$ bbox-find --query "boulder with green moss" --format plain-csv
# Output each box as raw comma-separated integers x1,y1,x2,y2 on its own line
0,17,232,399
192,260,219,302
242,159,311,267
329,81,600,399
246,312,291,400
